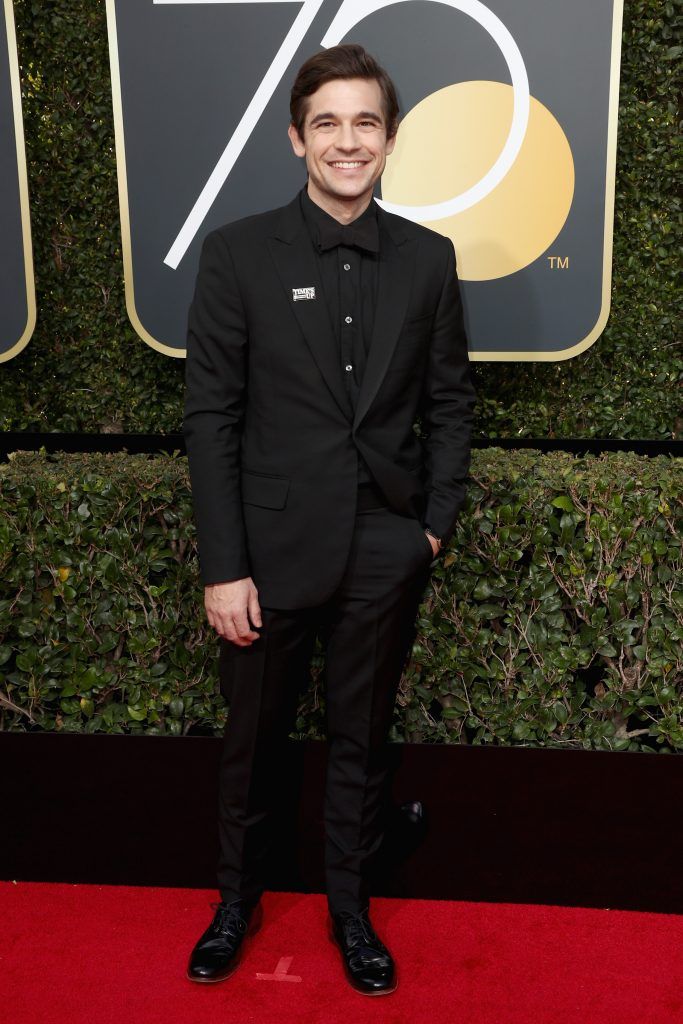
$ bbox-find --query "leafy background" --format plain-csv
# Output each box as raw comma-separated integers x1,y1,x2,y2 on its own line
0,0,680,437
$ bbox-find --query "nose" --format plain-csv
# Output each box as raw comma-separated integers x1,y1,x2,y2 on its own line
336,122,360,152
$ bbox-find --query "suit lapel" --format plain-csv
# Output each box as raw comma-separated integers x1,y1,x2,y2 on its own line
268,195,354,423
352,210,416,431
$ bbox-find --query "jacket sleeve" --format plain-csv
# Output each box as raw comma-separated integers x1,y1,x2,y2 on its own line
420,236,476,548
183,229,251,586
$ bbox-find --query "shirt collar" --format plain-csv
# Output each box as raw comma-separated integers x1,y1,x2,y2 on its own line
300,185,379,254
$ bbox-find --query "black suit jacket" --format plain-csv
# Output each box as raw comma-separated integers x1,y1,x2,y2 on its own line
183,190,476,609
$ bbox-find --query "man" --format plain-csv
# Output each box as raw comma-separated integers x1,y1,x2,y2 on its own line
183,43,475,995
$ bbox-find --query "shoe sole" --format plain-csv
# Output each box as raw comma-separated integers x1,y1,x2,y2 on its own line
327,921,398,996
186,902,263,983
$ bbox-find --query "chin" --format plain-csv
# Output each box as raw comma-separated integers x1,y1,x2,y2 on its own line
323,177,375,200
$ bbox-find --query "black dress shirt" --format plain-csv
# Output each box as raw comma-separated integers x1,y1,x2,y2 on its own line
300,185,380,486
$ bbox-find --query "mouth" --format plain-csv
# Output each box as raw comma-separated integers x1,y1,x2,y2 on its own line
328,160,368,170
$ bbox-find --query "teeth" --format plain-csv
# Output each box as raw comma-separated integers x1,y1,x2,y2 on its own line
331,161,364,168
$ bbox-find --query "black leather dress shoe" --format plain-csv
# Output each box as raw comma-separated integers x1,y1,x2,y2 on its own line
187,897,263,983
328,906,397,995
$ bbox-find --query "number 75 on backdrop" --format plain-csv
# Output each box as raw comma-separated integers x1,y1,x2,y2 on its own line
105,0,624,360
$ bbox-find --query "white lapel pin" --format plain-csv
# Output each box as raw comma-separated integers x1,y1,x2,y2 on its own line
292,286,316,302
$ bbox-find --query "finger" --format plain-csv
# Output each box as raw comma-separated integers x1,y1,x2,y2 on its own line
210,606,250,645
218,612,247,645
233,608,260,642
248,591,263,629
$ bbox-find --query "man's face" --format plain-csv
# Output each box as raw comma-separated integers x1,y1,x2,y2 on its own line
287,77,396,213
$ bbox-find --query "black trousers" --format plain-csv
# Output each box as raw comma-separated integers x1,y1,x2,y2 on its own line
216,491,434,915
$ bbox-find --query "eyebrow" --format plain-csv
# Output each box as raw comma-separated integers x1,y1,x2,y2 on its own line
309,110,383,126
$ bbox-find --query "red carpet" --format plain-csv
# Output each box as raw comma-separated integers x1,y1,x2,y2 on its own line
1,882,681,1023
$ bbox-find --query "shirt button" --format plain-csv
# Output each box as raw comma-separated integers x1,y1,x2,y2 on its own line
343,263,351,271
345,364,353,371
344,316,353,324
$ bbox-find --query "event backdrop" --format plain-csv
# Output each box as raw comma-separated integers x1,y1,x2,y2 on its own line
106,0,623,360
0,0,34,363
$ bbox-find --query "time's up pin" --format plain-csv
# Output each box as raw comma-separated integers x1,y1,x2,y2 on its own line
292,286,316,302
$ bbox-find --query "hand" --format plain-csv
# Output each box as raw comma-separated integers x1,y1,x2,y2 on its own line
204,577,262,646
425,531,440,559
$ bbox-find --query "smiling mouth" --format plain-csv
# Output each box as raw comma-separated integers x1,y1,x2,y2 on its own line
328,161,367,169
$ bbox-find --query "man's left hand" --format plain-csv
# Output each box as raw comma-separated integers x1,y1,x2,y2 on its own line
425,532,440,558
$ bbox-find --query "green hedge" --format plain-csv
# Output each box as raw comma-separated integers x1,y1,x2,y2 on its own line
1,449,680,751
0,0,680,437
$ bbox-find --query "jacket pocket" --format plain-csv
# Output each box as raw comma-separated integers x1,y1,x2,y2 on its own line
240,470,290,509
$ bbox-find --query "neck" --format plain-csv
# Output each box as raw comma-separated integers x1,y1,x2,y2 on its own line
305,180,373,224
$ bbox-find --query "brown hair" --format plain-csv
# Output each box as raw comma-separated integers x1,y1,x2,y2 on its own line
289,43,400,139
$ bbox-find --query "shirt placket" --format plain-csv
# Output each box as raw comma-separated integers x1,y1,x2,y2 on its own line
338,243,361,410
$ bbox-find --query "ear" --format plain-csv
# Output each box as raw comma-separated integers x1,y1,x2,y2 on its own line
288,122,306,158
385,127,397,156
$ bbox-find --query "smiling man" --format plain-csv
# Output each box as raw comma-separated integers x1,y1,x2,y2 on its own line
183,43,475,995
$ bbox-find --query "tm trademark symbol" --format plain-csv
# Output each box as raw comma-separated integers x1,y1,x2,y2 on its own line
547,256,569,269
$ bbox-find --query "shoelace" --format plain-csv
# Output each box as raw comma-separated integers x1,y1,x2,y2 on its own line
209,900,248,940
338,911,391,968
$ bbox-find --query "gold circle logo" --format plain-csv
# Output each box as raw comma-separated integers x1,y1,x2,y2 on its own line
381,81,575,281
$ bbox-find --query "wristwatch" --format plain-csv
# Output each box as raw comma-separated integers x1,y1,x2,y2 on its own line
424,525,444,552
